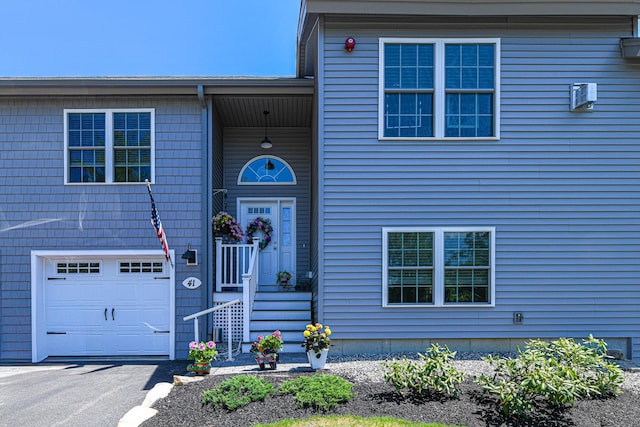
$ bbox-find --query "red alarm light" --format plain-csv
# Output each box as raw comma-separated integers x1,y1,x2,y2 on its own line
345,37,356,52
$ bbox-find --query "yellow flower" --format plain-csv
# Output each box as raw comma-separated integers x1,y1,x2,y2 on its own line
321,333,326,339
325,328,331,336
306,324,314,331
315,323,322,329
303,330,311,338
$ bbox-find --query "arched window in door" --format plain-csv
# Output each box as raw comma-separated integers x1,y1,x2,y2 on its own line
238,156,296,185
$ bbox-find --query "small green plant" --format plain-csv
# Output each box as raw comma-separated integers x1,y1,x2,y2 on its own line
475,335,624,418
203,375,275,410
280,374,354,410
250,330,284,356
383,344,465,397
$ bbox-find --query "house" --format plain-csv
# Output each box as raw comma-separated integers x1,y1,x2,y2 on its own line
1,0,640,363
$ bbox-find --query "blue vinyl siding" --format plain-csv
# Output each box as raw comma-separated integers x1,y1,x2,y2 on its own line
319,18,640,361
0,97,204,360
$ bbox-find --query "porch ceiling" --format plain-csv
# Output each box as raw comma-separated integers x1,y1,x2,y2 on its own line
213,95,313,128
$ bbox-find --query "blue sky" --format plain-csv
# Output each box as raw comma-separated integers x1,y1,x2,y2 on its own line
0,0,300,77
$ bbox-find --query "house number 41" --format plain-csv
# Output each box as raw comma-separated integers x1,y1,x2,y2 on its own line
182,277,202,290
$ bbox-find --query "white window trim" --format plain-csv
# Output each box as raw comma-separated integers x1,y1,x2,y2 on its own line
63,108,156,185
382,226,496,308
378,38,501,141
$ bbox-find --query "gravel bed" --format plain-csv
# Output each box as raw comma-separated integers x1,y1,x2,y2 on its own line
144,352,640,427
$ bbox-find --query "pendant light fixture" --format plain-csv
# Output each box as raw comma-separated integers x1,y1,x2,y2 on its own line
260,110,273,149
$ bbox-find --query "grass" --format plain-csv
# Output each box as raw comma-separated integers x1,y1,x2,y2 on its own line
255,415,461,427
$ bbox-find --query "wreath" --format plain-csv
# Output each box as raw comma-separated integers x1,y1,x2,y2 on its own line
246,217,273,250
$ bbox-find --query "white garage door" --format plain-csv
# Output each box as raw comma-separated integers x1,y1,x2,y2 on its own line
45,257,171,356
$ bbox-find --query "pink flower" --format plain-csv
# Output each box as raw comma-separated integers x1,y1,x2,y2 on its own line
198,343,206,351
257,335,263,341
189,341,198,350
207,341,216,349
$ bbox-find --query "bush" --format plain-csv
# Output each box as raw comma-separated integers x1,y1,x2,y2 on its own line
383,344,466,397
202,375,275,410
280,374,354,410
475,335,624,417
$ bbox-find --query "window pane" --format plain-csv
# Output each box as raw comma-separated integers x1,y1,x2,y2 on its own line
445,93,494,138
386,231,434,305
113,112,152,183
388,286,401,304
239,157,295,184
461,45,478,66
402,286,416,303
385,93,433,138
443,231,491,304
445,44,460,66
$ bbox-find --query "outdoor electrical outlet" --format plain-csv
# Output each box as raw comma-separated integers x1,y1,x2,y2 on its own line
513,312,524,324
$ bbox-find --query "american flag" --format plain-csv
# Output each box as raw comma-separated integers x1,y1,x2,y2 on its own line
146,181,170,262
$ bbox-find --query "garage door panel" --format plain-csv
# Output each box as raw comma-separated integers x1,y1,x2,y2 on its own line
47,331,106,355
47,306,108,329
44,256,171,357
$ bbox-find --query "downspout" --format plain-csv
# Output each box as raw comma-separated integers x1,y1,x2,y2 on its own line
197,84,212,337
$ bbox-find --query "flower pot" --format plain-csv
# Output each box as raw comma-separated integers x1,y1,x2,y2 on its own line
187,361,212,375
254,351,278,370
307,349,329,370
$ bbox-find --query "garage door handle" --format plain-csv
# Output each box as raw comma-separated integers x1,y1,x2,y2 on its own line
153,330,170,334
104,308,108,321
112,308,115,321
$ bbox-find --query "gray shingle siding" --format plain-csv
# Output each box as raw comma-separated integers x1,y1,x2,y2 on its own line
319,17,640,361
0,96,205,361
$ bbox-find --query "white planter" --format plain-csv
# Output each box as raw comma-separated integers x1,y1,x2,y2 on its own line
307,349,329,369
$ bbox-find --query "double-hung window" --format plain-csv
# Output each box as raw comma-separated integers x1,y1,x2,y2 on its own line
382,227,495,307
64,109,155,184
379,38,500,140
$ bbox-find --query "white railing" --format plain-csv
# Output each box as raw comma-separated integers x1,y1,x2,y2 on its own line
215,238,257,292
241,241,260,343
212,237,260,351
183,299,241,361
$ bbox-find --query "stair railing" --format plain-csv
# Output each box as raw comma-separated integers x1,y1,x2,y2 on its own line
183,298,240,361
241,240,260,343
215,237,257,292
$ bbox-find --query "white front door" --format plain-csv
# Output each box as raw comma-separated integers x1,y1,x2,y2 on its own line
239,199,296,285
44,256,171,356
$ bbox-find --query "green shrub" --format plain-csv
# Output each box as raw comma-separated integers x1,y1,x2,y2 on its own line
383,344,466,397
280,374,354,410
203,375,275,410
475,335,624,418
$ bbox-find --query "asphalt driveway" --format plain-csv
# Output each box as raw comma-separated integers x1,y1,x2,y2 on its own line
0,360,185,427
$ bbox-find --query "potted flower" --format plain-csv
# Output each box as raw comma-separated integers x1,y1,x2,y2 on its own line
187,340,218,375
250,330,284,370
211,211,243,242
303,323,331,370
276,270,292,286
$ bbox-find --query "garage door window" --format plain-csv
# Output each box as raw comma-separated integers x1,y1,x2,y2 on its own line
119,261,164,273
56,262,101,274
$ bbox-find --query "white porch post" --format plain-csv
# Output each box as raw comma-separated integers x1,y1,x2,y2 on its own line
215,237,222,292
242,272,251,343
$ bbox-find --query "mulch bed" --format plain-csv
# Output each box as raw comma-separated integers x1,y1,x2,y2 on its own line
144,371,640,427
